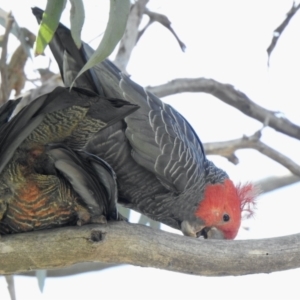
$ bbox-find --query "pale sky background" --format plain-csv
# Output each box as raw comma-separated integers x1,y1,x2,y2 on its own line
1,1,300,299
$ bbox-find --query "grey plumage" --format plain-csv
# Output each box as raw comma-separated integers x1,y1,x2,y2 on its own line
32,7,229,232
0,86,137,234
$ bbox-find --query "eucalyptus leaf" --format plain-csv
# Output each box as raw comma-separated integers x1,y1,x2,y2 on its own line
35,0,67,55
71,0,130,88
69,0,85,48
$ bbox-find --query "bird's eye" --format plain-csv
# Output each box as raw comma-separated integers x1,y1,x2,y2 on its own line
223,214,230,222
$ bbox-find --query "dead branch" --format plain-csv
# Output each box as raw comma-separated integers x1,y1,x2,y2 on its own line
113,0,185,72
0,12,14,104
267,2,300,64
139,8,186,51
1,222,300,276
204,131,300,176
7,28,36,97
255,174,300,194
113,0,149,72
146,78,300,141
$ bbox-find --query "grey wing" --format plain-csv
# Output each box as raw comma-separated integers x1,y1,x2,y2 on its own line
80,151,118,220
0,87,84,174
32,7,206,193
0,87,90,174
120,75,206,193
0,98,21,125
47,145,118,220
0,95,48,173
83,44,206,192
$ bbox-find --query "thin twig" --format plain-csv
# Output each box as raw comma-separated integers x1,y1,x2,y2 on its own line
204,130,300,176
267,2,300,65
139,8,186,51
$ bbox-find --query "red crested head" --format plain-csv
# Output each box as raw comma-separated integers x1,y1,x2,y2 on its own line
195,179,257,239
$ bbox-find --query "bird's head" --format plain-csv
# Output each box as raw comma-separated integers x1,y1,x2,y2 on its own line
181,179,257,240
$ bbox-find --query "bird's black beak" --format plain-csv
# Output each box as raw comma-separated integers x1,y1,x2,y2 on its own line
200,226,225,239
197,227,209,239
181,221,225,239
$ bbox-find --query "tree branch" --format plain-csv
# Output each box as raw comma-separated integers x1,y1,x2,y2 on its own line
147,78,300,141
255,174,300,194
267,2,300,64
204,131,300,176
113,0,185,73
21,262,116,277
139,8,186,51
1,222,300,276
113,0,149,72
6,28,36,97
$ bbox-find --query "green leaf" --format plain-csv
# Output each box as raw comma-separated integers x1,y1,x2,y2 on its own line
35,0,67,55
71,0,130,88
69,0,85,48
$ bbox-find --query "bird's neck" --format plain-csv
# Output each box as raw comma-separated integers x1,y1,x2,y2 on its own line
203,159,228,185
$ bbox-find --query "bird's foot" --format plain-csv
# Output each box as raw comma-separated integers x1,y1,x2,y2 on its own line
90,215,107,224
77,214,107,226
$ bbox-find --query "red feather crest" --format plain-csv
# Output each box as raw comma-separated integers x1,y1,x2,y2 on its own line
236,182,258,219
